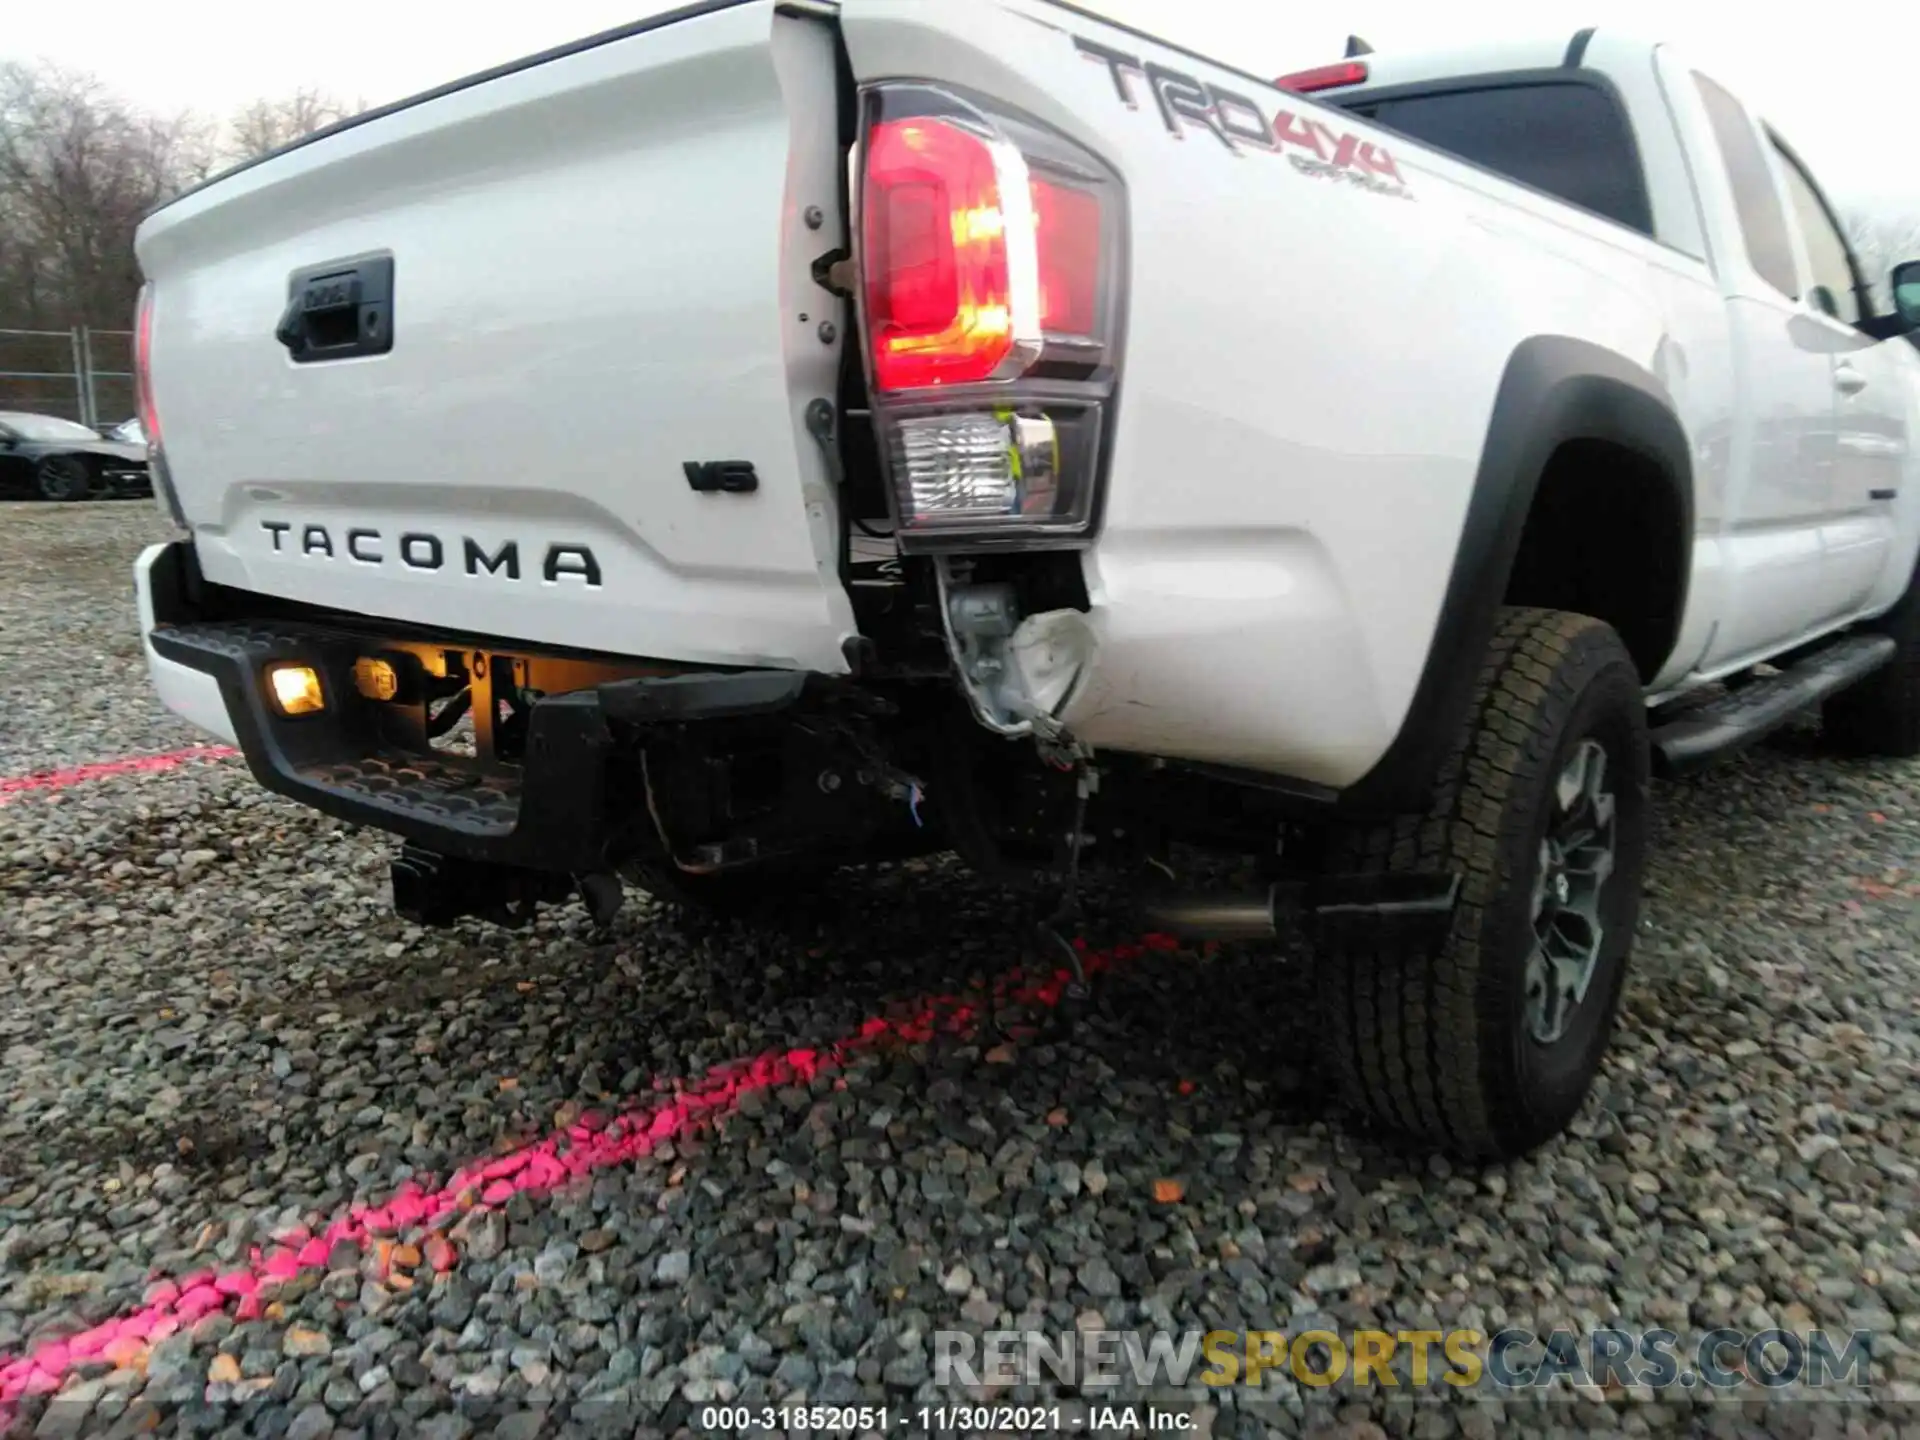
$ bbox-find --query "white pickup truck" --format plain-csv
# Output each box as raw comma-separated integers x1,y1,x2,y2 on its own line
130,0,1920,1160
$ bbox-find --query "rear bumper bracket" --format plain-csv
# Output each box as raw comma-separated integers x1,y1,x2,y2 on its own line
142,542,819,874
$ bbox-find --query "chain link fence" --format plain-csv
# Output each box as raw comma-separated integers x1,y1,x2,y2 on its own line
0,328,136,430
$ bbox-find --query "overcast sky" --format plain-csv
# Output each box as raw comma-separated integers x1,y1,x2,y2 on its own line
9,0,1918,221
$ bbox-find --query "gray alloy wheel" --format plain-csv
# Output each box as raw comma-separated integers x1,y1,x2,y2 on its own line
1523,738,1617,1045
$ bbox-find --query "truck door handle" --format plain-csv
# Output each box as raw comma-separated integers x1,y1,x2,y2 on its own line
277,254,395,363
1835,363,1868,396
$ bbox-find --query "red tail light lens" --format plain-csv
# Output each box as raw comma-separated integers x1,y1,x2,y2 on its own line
1032,177,1102,338
861,105,1114,394
133,281,188,528
134,284,160,447
862,116,1028,392
1275,61,1369,93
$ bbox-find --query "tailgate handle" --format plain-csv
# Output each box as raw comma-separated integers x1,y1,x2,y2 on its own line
277,254,395,363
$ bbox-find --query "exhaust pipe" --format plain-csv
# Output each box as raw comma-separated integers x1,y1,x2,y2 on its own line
1143,873,1462,943
1143,891,1280,940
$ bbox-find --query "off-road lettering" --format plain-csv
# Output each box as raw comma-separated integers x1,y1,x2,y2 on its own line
1070,33,1409,197
1145,63,1230,149
1074,35,1144,108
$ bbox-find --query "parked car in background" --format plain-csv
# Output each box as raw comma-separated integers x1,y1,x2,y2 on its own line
0,411,151,501
105,417,147,446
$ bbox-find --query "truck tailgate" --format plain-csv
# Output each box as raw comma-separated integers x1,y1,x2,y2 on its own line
135,0,855,673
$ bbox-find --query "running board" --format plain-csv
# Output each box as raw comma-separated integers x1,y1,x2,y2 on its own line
1649,633,1897,778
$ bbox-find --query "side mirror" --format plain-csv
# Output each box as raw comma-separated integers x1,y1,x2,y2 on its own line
1858,259,1920,341
1893,259,1920,329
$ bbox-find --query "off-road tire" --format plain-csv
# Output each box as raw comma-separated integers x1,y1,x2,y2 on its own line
1820,559,1920,758
1316,607,1651,1161
36,455,94,502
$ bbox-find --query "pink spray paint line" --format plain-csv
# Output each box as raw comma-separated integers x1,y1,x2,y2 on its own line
0,933,1181,1404
0,745,239,803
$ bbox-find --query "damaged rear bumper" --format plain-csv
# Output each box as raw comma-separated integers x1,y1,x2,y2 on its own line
135,539,820,875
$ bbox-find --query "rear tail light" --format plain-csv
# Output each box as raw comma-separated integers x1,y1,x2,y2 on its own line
1275,61,1370,93
855,85,1124,551
862,115,1038,392
134,282,187,529
893,409,1059,522
134,285,159,443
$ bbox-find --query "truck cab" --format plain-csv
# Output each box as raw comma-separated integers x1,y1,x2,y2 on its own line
1295,29,1920,686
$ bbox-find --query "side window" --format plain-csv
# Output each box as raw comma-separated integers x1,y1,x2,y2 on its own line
1691,73,1798,298
1347,82,1652,235
1770,140,1862,324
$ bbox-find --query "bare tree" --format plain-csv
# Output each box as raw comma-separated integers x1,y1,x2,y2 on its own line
1847,209,1920,311
226,88,355,164
0,60,348,418
0,58,350,337
0,61,211,330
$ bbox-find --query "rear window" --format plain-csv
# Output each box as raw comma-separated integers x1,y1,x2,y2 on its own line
1342,81,1653,236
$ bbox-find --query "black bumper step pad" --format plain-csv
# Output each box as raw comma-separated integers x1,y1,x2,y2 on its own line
149,618,616,871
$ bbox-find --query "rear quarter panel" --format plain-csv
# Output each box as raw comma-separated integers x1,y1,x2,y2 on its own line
841,0,1719,784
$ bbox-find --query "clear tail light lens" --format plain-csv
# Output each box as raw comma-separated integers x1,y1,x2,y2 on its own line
856,85,1125,552
890,408,1063,528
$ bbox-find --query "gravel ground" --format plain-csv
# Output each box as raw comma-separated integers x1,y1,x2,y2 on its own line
0,505,208,775
1,502,1917,1439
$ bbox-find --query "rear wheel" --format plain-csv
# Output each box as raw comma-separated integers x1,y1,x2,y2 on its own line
1820,560,1920,758
1314,607,1651,1161
36,455,93,502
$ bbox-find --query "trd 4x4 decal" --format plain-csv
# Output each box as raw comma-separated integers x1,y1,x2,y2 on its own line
1074,35,1414,202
